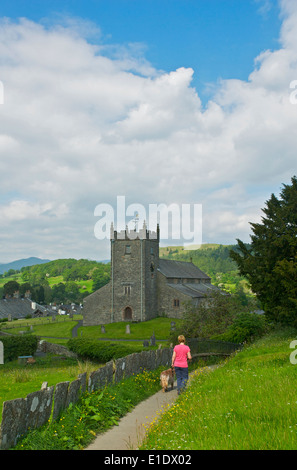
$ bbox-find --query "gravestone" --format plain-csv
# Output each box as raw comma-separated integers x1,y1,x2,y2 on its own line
101,325,106,334
150,333,156,346
125,324,130,334
170,321,176,331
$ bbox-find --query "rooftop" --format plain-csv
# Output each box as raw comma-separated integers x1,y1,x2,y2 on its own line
158,259,210,280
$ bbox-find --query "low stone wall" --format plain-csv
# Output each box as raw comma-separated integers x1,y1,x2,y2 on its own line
0,345,172,450
37,340,78,358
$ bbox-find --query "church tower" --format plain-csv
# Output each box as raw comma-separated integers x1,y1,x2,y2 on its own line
110,222,159,322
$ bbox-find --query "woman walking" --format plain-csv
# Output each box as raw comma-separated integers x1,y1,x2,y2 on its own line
172,335,192,395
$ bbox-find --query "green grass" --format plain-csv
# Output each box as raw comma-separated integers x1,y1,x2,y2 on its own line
0,356,100,422
0,274,22,288
2,316,81,345
4,320,77,338
140,327,297,450
77,317,181,341
2,316,179,343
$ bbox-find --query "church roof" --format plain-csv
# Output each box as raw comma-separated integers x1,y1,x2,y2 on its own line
157,259,210,280
167,282,220,298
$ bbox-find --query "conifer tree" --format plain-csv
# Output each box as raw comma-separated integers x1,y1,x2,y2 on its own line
230,176,297,325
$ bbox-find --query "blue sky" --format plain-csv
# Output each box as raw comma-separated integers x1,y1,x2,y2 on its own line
0,0,282,102
0,0,296,262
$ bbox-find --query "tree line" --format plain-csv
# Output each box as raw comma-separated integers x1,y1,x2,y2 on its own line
1,259,111,304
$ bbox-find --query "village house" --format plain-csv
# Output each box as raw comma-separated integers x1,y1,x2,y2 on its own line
0,291,46,320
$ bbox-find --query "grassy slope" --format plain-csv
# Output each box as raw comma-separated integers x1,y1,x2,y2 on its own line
140,328,297,450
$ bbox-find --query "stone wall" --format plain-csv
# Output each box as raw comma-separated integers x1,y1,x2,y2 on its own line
157,271,189,318
38,340,78,358
83,283,112,326
0,345,173,450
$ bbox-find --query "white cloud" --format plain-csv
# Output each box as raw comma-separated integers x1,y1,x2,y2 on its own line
0,3,297,261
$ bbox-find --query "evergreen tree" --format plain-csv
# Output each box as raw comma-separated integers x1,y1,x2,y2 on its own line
230,176,297,325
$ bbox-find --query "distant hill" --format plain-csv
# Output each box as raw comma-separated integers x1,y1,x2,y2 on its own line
0,257,51,275
159,243,241,277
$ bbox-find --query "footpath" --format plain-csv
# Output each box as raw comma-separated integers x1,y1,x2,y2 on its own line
85,366,217,451
85,383,178,450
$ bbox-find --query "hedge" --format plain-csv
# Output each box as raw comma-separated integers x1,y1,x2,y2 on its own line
0,335,38,362
67,338,145,362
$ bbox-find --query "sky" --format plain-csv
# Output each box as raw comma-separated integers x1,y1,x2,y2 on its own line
0,0,296,262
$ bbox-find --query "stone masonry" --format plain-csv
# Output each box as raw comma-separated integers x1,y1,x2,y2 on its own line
83,223,221,326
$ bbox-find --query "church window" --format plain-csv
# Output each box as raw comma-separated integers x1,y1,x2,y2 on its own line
125,245,131,254
173,299,180,307
124,286,131,295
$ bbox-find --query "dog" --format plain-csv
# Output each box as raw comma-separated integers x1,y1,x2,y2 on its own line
160,366,175,392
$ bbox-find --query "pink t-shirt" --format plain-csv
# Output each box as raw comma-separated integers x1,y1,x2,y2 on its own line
173,344,190,368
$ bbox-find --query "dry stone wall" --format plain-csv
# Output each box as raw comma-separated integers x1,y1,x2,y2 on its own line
0,345,172,450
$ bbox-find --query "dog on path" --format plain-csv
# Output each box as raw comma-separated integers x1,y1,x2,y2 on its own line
160,366,175,392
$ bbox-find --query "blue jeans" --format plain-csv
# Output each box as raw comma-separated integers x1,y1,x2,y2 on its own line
175,367,189,393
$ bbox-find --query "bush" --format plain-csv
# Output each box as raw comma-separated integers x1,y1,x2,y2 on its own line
0,335,38,362
67,338,144,362
213,312,268,343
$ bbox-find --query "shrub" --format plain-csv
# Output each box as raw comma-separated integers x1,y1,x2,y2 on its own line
67,338,143,362
0,335,38,362
213,312,268,343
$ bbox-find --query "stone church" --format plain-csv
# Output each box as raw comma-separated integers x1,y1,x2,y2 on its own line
83,223,220,326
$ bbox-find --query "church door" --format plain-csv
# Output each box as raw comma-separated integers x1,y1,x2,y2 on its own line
123,306,132,321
